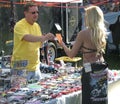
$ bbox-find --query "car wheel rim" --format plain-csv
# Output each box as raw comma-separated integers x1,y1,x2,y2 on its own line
48,47,56,61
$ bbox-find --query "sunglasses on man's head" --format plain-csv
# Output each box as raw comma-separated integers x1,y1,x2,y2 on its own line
31,11,39,14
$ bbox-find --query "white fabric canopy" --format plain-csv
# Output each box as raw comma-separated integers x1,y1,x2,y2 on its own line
34,0,82,3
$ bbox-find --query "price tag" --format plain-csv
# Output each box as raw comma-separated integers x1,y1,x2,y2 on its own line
83,63,92,73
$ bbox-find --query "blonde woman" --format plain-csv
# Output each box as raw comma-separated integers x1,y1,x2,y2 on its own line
58,5,108,104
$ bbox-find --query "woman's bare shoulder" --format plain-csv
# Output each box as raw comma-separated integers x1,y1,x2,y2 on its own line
78,29,90,37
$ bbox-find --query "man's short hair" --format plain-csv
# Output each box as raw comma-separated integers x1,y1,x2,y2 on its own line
24,2,37,12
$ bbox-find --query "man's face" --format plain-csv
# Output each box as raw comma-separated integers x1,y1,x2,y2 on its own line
24,6,39,24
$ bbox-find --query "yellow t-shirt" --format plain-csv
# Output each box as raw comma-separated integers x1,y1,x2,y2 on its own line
11,18,42,71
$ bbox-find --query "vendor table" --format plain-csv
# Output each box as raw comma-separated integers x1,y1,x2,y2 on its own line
42,79,120,104
41,80,120,104
0,67,120,104
25,79,120,104
42,91,82,104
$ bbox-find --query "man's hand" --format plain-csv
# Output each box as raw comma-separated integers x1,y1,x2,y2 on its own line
46,33,55,40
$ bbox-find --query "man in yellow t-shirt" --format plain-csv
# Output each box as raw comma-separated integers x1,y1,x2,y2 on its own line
11,2,55,81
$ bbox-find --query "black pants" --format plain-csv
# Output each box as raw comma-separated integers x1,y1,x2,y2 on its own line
81,62,108,104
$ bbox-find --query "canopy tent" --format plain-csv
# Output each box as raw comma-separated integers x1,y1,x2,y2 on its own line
0,0,82,6
34,0,82,3
33,0,83,7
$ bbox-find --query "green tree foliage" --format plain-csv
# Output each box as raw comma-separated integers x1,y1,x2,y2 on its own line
0,0,15,54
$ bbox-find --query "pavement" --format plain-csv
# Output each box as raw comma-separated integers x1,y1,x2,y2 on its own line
108,80,120,104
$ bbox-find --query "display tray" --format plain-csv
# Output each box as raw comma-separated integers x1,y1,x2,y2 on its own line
55,56,82,62
55,56,82,67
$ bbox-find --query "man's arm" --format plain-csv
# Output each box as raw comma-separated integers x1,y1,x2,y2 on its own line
22,33,55,43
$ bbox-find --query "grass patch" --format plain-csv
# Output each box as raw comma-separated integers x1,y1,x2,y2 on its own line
104,53,120,70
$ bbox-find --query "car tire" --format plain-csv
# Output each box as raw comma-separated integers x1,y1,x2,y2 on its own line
47,42,57,62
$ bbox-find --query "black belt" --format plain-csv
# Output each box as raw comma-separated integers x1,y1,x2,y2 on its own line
83,62,108,73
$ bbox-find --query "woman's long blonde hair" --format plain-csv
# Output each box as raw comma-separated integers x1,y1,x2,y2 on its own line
85,5,107,54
